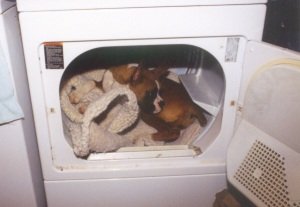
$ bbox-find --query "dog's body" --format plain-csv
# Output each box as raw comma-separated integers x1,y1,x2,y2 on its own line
110,64,207,142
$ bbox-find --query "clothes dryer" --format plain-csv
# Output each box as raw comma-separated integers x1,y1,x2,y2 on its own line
17,1,300,206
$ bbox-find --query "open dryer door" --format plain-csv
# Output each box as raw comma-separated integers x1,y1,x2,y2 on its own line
227,41,300,207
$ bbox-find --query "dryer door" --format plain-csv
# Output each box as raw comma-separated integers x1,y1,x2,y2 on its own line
227,41,300,207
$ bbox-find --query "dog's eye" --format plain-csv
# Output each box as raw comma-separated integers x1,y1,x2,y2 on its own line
145,89,155,99
71,86,76,91
148,90,156,97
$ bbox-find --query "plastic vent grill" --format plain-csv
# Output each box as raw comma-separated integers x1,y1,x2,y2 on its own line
234,140,299,207
293,203,300,207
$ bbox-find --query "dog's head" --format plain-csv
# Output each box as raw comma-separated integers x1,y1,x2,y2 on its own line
110,64,166,114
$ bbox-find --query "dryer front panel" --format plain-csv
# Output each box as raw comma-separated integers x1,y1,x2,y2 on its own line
17,3,266,180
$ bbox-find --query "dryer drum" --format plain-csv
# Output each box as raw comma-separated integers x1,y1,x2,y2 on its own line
59,44,225,158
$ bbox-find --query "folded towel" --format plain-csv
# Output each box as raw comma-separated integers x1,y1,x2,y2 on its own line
0,44,24,124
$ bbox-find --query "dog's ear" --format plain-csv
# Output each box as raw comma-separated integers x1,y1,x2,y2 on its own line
130,66,144,85
110,64,140,84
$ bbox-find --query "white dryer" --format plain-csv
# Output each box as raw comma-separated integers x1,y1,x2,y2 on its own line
17,1,300,207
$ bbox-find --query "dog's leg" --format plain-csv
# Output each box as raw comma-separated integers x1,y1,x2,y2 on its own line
152,128,181,142
141,112,181,142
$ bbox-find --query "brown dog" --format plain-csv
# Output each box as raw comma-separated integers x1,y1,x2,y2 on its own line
110,64,207,142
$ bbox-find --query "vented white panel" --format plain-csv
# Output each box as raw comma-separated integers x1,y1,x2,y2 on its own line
234,140,295,207
227,120,300,207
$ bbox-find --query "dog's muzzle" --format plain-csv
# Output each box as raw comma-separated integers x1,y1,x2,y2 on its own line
153,80,164,114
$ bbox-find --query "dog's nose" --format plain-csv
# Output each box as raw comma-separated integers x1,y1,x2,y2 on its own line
159,100,165,109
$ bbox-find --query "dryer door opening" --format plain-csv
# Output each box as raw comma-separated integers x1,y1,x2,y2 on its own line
59,44,225,158
40,37,244,163
60,44,225,157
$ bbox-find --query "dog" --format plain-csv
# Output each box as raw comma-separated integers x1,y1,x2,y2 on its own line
110,63,207,142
